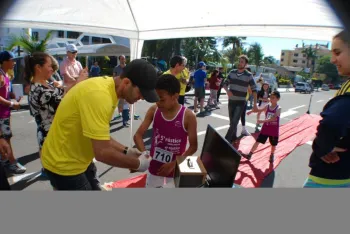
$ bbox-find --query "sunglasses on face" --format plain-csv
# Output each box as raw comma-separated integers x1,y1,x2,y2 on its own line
70,51,77,54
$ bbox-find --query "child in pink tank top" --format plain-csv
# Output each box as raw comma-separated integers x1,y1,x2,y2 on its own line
244,91,281,163
134,74,198,188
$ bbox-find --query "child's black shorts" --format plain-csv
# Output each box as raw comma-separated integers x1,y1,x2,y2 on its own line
257,134,279,146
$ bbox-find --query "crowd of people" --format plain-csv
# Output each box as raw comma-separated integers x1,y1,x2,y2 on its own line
0,30,349,190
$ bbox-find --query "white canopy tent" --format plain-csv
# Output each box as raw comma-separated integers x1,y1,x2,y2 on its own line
1,0,344,61
1,0,344,146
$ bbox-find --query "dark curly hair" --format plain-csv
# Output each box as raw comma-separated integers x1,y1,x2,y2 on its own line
156,74,180,95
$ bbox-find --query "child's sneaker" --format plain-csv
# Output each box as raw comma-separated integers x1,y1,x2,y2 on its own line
7,161,26,174
241,129,251,136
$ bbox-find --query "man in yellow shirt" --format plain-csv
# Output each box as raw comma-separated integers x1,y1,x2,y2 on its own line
162,55,187,105
41,59,159,190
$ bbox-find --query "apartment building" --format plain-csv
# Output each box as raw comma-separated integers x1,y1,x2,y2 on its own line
280,44,331,69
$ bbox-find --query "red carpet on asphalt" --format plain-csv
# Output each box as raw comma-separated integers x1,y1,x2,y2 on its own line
103,114,321,189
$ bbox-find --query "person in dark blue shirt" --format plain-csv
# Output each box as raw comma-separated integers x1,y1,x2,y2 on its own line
90,61,100,77
193,62,207,113
304,30,350,188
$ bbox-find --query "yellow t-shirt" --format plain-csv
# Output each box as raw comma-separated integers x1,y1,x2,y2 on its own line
41,76,118,176
163,68,190,96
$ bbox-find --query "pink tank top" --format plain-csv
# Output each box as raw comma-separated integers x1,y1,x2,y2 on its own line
149,105,188,177
0,69,11,119
260,105,280,137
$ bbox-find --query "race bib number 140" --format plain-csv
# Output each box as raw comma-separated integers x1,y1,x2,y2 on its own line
153,148,173,164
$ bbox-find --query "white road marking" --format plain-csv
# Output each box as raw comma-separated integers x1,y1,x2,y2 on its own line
289,105,306,110
306,141,313,145
316,100,324,103
11,110,30,115
280,110,298,118
28,120,35,124
209,113,257,128
198,125,230,136
10,171,41,184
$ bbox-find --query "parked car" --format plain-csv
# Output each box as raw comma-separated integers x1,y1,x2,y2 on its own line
334,84,342,89
295,82,312,93
321,84,330,91
328,83,334,89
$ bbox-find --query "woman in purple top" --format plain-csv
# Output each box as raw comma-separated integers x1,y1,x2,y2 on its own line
244,91,281,163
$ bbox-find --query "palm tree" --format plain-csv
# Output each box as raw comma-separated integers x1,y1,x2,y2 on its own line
301,46,317,74
248,43,264,69
263,55,277,65
183,37,219,66
7,30,53,54
222,36,246,67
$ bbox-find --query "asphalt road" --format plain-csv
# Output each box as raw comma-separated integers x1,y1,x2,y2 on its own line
7,89,336,190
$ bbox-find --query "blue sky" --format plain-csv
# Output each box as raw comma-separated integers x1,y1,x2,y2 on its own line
218,37,331,61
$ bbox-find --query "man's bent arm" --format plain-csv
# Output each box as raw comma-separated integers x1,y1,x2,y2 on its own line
92,139,140,170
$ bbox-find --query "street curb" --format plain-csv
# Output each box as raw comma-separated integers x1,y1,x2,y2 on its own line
184,90,295,97
13,89,297,110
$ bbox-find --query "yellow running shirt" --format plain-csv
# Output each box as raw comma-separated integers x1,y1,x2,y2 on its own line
41,76,118,176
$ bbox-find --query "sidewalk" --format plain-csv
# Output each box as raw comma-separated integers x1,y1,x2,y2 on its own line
13,88,296,110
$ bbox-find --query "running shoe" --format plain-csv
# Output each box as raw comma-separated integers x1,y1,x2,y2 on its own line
7,161,26,174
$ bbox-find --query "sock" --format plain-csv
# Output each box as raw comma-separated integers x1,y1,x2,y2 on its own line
242,126,246,131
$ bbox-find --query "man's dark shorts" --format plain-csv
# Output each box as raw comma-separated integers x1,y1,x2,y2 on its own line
195,87,205,100
44,162,101,190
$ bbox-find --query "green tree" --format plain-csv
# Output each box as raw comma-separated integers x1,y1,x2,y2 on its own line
248,43,264,69
7,30,53,53
316,55,339,83
301,46,317,74
263,55,277,65
222,37,246,67
182,37,220,66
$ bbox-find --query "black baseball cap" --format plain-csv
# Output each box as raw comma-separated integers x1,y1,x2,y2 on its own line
121,59,159,103
0,51,15,63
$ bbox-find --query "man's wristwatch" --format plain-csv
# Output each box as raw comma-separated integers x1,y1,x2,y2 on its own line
123,146,129,155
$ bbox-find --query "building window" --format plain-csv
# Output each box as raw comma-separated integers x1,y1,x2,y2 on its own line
281,52,285,56
281,58,284,62
303,54,306,57
92,37,102,44
58,31,64,38
81,36,89,45
102,38,112,44
67,31,81,39
294,53,299,57
302,60,306,64
32,32,39,41
293,60,298,63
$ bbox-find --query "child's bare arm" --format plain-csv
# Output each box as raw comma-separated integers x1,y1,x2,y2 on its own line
247,105,268,115
258,107,281,123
